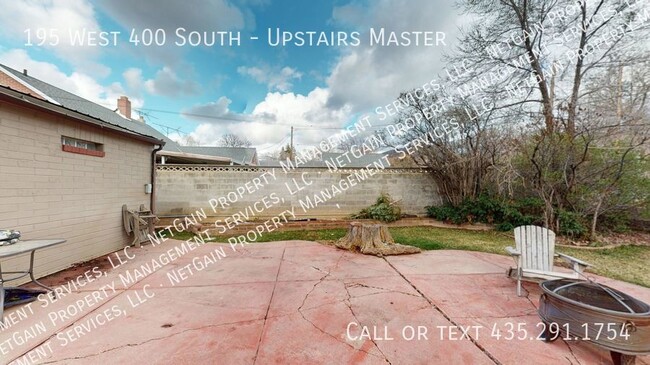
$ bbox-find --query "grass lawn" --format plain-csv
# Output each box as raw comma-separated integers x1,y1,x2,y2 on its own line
169,226,650,288
560,245,650,288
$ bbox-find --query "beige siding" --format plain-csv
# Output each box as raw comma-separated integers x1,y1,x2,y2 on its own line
0,102,154,283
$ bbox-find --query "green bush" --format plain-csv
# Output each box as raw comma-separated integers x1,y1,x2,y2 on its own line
557,209,586,237
598,213,631,233
512,197,544,216
427,195,538,231
495,222,515,232
426,204,464,224
352,194,402,222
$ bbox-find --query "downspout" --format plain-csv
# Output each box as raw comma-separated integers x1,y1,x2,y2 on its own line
150,144,164,213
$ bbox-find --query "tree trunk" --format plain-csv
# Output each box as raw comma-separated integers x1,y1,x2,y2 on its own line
566,1,589,138
335,222,421,256
520,19,554,134
591,198,603,239
616,66,624,124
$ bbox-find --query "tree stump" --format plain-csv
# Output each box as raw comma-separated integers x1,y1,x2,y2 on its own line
335,222,421,256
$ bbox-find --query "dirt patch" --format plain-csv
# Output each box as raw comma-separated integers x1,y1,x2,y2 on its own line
23,252,117,289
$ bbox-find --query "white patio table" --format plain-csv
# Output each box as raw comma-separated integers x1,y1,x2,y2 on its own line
0,239,66,318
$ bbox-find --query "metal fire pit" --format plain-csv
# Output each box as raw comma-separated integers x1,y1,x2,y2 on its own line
539,279,650,365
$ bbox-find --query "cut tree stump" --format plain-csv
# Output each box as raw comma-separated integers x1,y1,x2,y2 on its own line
335,222,421,256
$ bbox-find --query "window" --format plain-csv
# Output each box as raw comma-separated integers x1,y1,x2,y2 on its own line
61,136,105,157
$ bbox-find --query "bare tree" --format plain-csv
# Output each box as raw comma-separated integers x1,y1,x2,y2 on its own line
453,0,649,136
279,144,295,161
518,105,648,235
218,133,252,147
434,0,650,235
582,140,648,237
178,135,200,146
574,67,650,236
336,135,368,152
384,90,503,205
583,63,650,127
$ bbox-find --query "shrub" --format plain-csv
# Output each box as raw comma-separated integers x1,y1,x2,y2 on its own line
598,213,631,233
426,195,594,237
557,209,586,237
426,204,464,224
427,195,538,231
352,194,402,222
512,197,544,216
495,222,515,232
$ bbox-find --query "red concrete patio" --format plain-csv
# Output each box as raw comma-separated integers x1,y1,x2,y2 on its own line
2,240,649,365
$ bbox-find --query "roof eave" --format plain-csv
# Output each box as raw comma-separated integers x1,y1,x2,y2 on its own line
0,86,165,146
157,150,232,163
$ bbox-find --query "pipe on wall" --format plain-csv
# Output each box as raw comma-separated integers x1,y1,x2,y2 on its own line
150,144,164,213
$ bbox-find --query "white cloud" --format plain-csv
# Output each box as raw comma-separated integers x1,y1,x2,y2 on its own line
0,49,143,114
122,66,200,99
96,0,250,65
0,0,108,75
326,0,459,112
144,67,199,97
181,1,459,149
97,0,247,32
123,68,144,96
237,65,303,92
182,96,242,121
178,0,462,151
183,88,352,152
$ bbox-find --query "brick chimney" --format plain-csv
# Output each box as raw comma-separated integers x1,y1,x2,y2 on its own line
117,96,131,119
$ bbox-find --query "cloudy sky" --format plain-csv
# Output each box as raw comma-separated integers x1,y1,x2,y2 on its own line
0,0,460,154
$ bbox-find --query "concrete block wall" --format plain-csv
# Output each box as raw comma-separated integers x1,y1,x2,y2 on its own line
156,165,440,220
0,102,153,282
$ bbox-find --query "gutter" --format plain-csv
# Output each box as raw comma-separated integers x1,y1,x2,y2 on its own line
150,144,164,213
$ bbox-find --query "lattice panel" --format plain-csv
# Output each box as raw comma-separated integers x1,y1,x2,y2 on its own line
156,164,430,174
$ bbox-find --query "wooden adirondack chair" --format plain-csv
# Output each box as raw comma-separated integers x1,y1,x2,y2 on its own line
506,225,591,297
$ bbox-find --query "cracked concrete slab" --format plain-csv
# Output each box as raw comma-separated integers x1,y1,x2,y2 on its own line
0,289,124,359
44,320,264,364
345,288,493,365
2,240,649,365
32,283,275,362
406,273,537,318
386,250,505,275
453,315,613,365
255,309,384,364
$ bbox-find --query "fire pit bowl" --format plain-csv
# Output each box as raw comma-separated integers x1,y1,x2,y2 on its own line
539,279,650,365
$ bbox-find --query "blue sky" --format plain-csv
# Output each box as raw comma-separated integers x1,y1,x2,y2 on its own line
0,0,460,154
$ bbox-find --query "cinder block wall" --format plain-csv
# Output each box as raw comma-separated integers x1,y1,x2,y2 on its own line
0,102,153,282
156,165,440,220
